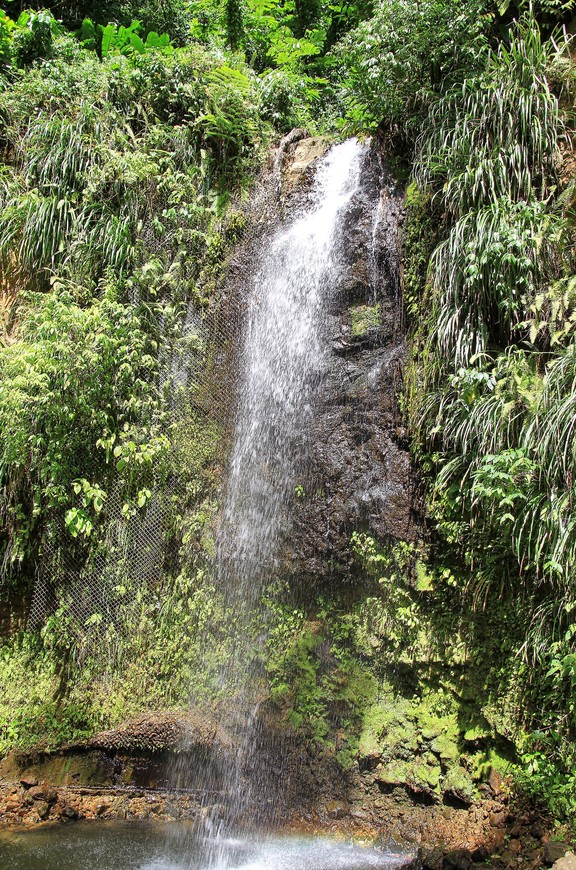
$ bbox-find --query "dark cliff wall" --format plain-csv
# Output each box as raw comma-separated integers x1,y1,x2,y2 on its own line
284,142,418,583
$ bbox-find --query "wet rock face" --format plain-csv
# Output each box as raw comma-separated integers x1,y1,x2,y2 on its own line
215,136,416,584
287,144,417,581
282,134,332,191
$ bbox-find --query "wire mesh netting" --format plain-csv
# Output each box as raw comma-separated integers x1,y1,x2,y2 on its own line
3,131,308,642
24,290,244,642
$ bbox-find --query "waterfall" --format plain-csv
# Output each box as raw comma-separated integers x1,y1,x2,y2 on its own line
187,138,368,864
218,138,366,600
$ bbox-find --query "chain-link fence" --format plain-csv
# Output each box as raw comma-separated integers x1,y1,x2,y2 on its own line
0,131,313,644
23,308,225,641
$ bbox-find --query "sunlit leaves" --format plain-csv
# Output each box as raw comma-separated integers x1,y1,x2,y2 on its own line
418,17,566,217
100,21,172,57
335,0,490,133
0,288,161,569
429,197,550,367
409,16,576,625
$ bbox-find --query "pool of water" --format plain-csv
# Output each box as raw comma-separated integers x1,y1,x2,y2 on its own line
0,822,413,870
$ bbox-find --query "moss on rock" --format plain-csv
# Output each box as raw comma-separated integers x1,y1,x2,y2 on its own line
349,303,381,337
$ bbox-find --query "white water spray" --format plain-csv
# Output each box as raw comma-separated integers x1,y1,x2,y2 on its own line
180,138,371,869
217,138,367,601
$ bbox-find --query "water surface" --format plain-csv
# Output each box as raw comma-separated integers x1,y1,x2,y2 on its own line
0,822,412,870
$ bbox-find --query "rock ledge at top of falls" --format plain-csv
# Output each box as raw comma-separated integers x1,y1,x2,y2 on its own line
86,709,235,754
281,134,332,191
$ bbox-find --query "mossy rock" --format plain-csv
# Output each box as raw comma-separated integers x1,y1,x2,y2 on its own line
470,747,512,782
413,758,442,789
88,709,234,753
430,731,460,763
349,304,381,337
421,722,442,740
442,766,475,804
360,697,421,761
414,694,460,756
462,723,492,747
358,689,464,768
376,756,441,793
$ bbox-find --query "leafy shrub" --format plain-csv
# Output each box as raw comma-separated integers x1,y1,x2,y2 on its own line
403,14,576,804
334,0,490,134
12,10,60,67
257,68,315,132
0,285,163,573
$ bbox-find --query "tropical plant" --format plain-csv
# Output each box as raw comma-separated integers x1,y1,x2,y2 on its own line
334,0,491,134
0,284,163,574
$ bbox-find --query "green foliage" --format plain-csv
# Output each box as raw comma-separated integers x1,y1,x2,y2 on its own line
74,18,174,59
226,0,245,50
349,534,421,658
0,19,268,589
515,732,576,824
12,10,60,67
500,0,576,22
1,0,576,831
257,67,320,132
349,303,380,337
65,479,107,539
0,285,163,571
429,198,549,367
0,565,236,753
400,11,576,825
0,11,16,66
266,600,378,759
414,17,568,368
402,182,438,319
334,0,490,134
418,19,564,218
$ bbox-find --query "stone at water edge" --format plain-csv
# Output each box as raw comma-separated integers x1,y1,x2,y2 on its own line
35,801,50,820
418,846,445,870
552,852,576,870
28,784,57,804
442,848,474,870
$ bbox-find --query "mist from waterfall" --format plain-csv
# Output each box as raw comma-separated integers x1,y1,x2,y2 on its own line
183,138,368,866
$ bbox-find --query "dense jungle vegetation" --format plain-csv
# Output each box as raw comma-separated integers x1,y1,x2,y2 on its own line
1,0,576,833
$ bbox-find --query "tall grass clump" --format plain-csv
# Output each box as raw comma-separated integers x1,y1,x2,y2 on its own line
415,16,568,370
396,14,576,819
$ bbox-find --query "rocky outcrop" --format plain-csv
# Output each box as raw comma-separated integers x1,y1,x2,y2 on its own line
0,772,567,870
87,709,234,754
280,134,332,191
0,709,236,796
0,780,204,826
285,142,417,581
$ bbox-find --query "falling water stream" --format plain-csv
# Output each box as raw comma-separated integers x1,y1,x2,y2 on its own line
0,140,413,869
188,136,371,868
217,137,366,597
